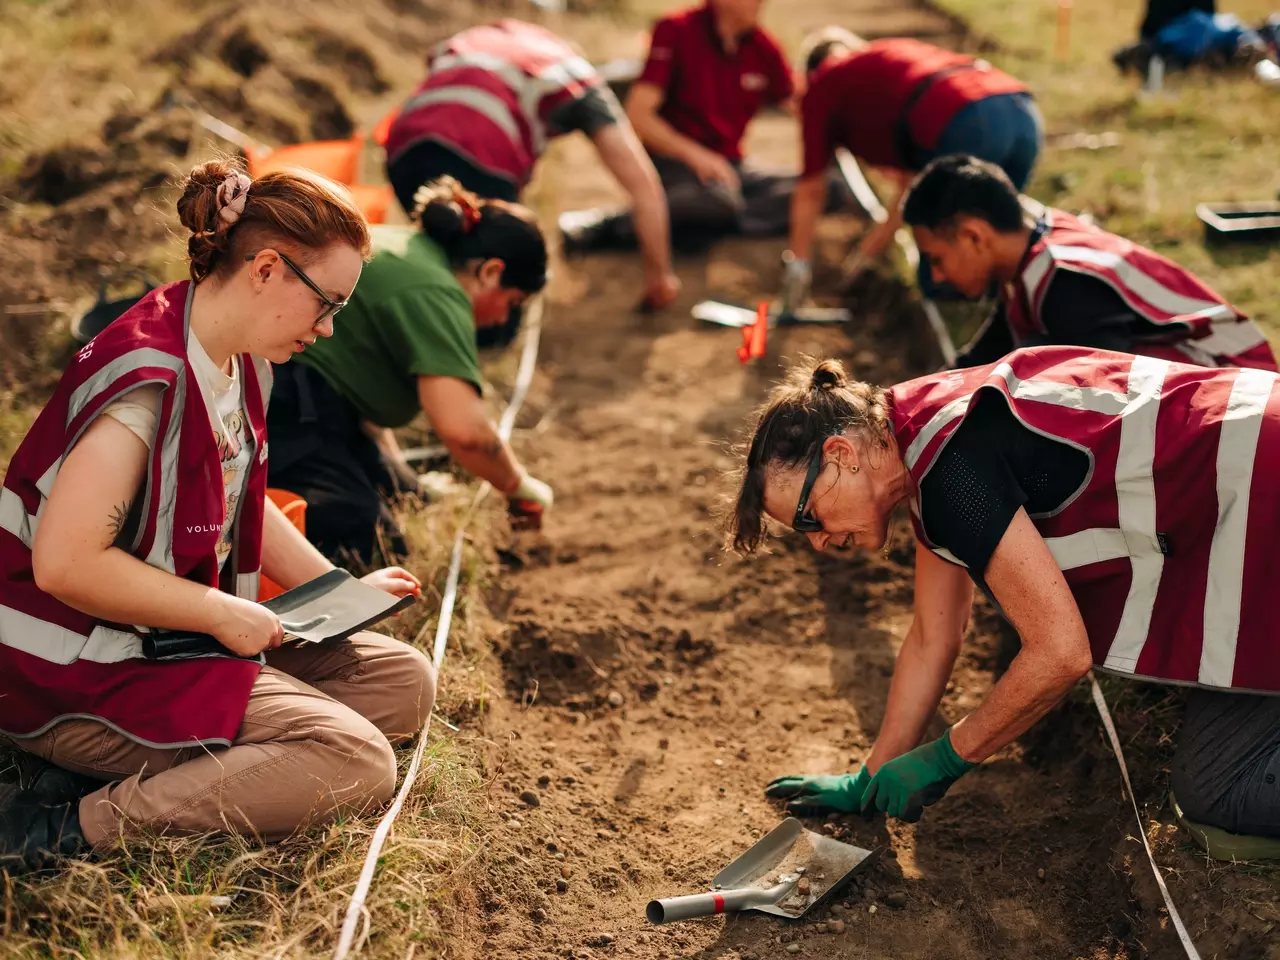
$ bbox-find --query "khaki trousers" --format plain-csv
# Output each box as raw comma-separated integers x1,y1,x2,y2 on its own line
13,632,436,845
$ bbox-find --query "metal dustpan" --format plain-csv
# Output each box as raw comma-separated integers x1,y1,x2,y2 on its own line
646,818,878,924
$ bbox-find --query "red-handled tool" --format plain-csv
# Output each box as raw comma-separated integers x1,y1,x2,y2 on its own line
736,301,769,364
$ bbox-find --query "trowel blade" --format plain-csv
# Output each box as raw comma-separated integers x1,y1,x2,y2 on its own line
693,300,851,328
712,817,879,920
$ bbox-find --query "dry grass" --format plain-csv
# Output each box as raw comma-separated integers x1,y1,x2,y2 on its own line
0,488,537,959
942,0,1280,336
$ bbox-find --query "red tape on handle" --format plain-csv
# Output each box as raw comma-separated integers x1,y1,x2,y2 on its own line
712,893,725,914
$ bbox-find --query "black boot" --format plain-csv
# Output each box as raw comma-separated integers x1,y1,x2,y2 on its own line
0,785,90,872
16,756,104,806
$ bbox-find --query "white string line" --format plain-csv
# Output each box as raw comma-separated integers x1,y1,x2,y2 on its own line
861,171,1202,958
333,295,545,960
1090,675,1202,959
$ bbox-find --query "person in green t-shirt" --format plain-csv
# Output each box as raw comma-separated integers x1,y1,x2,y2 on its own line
267,177,553,564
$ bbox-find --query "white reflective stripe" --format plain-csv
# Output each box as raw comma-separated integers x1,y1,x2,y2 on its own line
1198,368,1276,686
0,603,142,664
237,569,261,601
0,488,38,549
430,51,530,93
144,367,186,574
1102,356,1169,674
1006,373,1129,415
1190,318,1269,358
903,394,970,471
1020,247,1055,313
400,86,523,143
252,355,274,415
66,348,184,428
904,364,1130,471
35,459,61,499
1045,528,1131,569
1046,245,1221,319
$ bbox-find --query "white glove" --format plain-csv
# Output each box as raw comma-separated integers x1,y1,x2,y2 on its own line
780,252,812,316
418,471,463,501
510,473,554,509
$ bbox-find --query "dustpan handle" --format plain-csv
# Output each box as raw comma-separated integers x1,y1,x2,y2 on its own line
646,880,795,924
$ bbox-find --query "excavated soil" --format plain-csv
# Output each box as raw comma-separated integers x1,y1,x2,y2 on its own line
472,5,1279,960
3,0,1275,956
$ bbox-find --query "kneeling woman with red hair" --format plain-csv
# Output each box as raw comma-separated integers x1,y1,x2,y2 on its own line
0,161,435,870
731,349,1280,857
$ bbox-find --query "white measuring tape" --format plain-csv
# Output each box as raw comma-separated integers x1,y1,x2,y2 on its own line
1090,675,1202,959
333,295,545,960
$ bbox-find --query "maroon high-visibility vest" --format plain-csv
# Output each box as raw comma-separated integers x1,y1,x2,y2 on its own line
0,281,269,747
1005,209,1276,370
891,346,1280,693
384,20,602,189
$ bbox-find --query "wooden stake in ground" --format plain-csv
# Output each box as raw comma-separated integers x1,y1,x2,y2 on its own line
1055,0,1073,61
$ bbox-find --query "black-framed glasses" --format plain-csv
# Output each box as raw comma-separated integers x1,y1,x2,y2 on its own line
245,251,348,325
792,444,828,533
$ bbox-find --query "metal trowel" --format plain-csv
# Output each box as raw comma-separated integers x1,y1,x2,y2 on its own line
646,818,879,924
693,300,851,329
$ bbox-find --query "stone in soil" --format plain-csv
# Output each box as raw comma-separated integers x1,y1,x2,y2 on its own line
520,791,541,807
797,877,811,895
828,919,846,934
607,691,625,707
531,908,548,923
538,775,552,787
786,945,801,955
586,934,615,947
829,904,845,916
556,879,569,893
562,866,573,879
1037,868,1046,881
885,891,907,909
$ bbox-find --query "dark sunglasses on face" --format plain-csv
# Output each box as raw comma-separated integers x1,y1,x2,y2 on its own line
244,251,348,325
792,444,828,533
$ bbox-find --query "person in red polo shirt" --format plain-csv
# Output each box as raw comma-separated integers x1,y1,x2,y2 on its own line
561,0,804,253
782,28,1042,309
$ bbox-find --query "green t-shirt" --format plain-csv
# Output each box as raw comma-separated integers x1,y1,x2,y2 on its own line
297,226,481,428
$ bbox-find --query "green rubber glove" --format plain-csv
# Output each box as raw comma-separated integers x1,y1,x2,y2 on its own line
764,766,872,816
860,728,976,823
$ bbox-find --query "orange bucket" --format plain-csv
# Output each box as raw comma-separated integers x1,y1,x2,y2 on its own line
244,135,365,186
259,488,308,602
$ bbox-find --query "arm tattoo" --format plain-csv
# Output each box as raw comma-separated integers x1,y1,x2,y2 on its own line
108,501,132,542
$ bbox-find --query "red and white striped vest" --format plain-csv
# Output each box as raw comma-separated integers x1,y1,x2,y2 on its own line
0,282,269,747
891,346,1280,693
1006,209,1276,371
384,20,602,189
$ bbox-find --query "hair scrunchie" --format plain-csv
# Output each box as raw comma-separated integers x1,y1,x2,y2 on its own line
216,172,253,226
455,193,482,232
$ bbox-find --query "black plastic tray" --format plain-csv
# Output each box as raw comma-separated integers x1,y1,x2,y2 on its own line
1197,202,1280,245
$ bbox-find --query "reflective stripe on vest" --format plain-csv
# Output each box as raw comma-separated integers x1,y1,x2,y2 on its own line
899,352,1280,688
399,85,525,144
1022,245,1227,323
427,50,596,154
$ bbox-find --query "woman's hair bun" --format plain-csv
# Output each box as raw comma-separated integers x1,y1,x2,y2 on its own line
417,197,468,246
810,359,847,391
176,159,241,235
176,159,248,282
